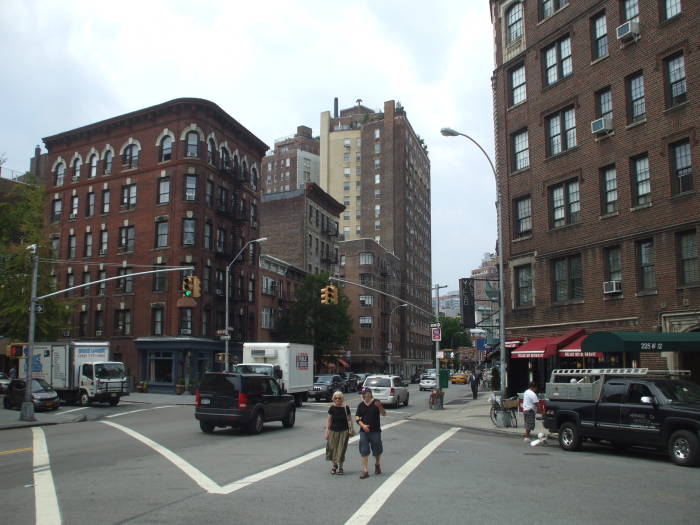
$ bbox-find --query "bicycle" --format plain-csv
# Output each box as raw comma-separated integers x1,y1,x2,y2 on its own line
489,394,519,427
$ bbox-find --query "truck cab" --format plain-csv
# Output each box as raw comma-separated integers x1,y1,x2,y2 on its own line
77,361,128,406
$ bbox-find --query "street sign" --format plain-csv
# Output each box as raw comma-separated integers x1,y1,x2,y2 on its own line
220,335,231,340
430,322,441,328
28,304,44,313
431,327,442,342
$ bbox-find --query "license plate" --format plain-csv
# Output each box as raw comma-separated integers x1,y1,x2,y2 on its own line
45,402,55,407
110,393,117,397
201,398,211,405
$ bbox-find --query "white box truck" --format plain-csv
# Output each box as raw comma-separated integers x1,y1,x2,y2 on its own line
234,343,314,406
25,341,129,406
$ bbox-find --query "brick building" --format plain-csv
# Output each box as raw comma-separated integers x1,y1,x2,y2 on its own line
257,254,307,342
262,125,320,195
490,0,699,388
41,98,268,390
320,99,433,375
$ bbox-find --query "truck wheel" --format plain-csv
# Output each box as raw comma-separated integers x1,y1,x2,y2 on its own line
109,398,119,407
668,429,700,467
200,421,215,433
282,406,296,428
78,391,91,407
559,422,582,451
248,412,264,434
294,395,303,408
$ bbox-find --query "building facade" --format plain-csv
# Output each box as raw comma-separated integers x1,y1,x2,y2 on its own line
262,125,320,195
320,99,433,375
42,98,268,390
490,0,699,381
257,254,307,342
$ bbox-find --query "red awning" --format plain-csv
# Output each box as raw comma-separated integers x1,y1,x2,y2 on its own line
558,333,603,358
511,337,560,359
337,358,350,368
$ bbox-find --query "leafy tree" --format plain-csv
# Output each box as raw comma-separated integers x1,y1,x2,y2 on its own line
0,175,72,340
440,316,471,349
276,273,353,369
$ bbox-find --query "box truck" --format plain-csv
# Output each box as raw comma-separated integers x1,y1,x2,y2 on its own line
233,343,314,406
23,341,129,406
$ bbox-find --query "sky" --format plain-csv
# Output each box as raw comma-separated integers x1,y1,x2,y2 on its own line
0,0,496,293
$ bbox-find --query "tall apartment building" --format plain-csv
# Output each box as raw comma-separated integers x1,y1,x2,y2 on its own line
262,125,320,195
320,99,433,375
41,98,268,390
490,0,699,384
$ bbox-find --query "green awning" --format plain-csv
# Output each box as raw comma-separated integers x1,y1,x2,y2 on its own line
582,331,700,353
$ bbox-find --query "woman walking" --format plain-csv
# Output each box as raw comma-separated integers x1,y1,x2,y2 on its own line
325,391,352,475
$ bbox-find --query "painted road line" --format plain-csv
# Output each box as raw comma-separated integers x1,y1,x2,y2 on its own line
58,407,88,414
105,405,176,418
0,447,32,456
101,419,407,495
32,427,62,525
345,427,461,525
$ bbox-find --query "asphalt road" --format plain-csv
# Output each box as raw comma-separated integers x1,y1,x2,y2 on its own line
1,385,699,525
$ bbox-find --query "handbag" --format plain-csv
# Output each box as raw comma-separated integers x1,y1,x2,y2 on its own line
345,405,356,436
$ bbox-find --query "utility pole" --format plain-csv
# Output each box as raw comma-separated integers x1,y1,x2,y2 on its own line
20,245,39,421
433,283,447,408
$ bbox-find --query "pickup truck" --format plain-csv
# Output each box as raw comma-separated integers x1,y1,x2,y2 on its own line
544,368,700,467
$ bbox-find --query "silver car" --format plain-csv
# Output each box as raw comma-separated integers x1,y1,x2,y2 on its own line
362,375,409,408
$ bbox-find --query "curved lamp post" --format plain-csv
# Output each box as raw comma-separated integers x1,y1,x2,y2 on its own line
225,237,267,372
387,303,408,375
440,127,506,396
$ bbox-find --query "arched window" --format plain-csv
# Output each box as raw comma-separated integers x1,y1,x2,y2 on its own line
186,131,199,158
55,162,65,186
220,147,230,171
208,139,216,165
251,167,258,190
123,144,139,169
160,136,173,162
72,157,82,180
506,3,523,44
89,154,98,178
104,151,113,175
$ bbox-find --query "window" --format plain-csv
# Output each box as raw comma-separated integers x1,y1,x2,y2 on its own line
218,187,228,211
119,225,135,252
103,151,113,175
50,236,60,257
160,136,172,162
360,252,374,265
86,192,95,217
509,64,526,105
515,265,533,306
375,174,381,184
638,239,656,290
600,165,618,214
663,0,681,20
550,179,580,228
605,246,622,282
203,222,212,250
359,295,374,307
374,189,381,199
121,183,137,209
505,2,523,44
152,308,164,336
71,195,79,217
591,12,608,60
546,106,576,156
627,383,653,404
261,307,274,330
361,337,373,351
216,228,225,252
79,312,88,337
540,0,568,19
514,196,532,236
374,143,381,154
543,35,572,86
601,382,626,403
374,129,380,140
98,270,106,296
158,177,170,204
68,234,76,259
511,129,529,171
374,158,381,169
123,144,139,169
343,182,350,192
89,154,98,178
248,276,255,303
622,0,639,23
114,309,132,336
360,273,372,286
359,316,373,328
179,308,193,334
552,254,583,301
101,189,110,214
95,310,104,333
631,154,651,206
155,219,168,248
343,152,350,162
72,157,82,180
51,198,62,222
678,231,699,285
117,267,133,293
626,72,646,123
54,162,65,186
208,139,216,165
99,230,108,255
670,140,693,194
665,52,687,107
183,219,196,246
186,132,199,157
185,175,197,201
374,204,381,218
84,232,93,257
596,87,613,120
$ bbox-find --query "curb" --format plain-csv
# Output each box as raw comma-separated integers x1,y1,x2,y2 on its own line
0,415,88,432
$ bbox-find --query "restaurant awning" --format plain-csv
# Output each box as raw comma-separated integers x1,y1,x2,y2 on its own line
558,333,602,358
582,331,700,353
511,337,560,359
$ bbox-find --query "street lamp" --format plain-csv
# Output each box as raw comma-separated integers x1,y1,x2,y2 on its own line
387,303,407,375
440,127,506,397
224,237,267,372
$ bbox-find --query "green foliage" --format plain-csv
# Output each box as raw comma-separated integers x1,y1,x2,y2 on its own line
276,273,353,367
439,316,471,349
0,176,72,340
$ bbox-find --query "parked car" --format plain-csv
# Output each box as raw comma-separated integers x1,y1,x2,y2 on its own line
195,372,296,434
340,372,360,392
309,374,345,402
355,373,369,384
419,375,437,391
0,372,10,393
451,372,468,384
362,375,409,408
3,378,60,411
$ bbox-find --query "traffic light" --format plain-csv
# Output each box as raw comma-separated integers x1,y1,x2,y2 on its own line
327,285,338,305
9,343,26,357
183,276,195,296
320,285,330,304
192,276,202,298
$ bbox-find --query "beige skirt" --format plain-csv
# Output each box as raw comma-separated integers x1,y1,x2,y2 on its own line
325,429,350,464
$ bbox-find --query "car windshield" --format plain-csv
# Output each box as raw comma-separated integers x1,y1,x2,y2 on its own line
0,372,8,379
32,378,52,391
654,380,700,404
237,365,272,375
315,376,334,384
94,363,125,379
365,377,391,387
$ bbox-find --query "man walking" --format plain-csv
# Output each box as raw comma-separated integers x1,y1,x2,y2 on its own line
355,387,386,479
522,382,539,442
468,369,480,399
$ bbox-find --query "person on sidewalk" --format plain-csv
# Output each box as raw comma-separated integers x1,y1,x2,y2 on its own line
356,387,386,479
325,391,351,475
468,370,480,399
523,382,539,442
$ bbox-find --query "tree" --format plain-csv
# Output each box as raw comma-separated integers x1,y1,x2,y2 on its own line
440,316,471,349
276,273,353,370
0,175,72,340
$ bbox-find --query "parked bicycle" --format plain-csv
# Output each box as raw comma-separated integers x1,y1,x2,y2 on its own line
490,394,519,427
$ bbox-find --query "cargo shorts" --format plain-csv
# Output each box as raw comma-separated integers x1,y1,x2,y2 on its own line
359,431,383,457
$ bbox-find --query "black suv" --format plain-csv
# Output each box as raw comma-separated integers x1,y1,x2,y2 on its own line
195,372,296,434
309,374,345,401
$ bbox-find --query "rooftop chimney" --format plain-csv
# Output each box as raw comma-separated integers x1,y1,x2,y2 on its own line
334,97,338,118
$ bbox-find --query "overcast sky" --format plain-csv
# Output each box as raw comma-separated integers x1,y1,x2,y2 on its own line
0,0,496,294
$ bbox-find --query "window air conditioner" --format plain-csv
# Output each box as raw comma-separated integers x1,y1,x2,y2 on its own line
185,192,196,201
72,175,80,182
181,329,192,335
603,280,622,294
591,117,613,134
183,239,194,246
69,213,78,220
99,248,107,256
154,215,167,222
186,151,197,158
616,21,640,41
216,289,224,296
95,330,103,336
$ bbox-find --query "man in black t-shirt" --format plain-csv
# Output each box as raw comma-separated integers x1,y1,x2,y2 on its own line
355,387,386,479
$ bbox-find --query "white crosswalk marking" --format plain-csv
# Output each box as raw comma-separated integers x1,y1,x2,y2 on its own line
32,427,62,525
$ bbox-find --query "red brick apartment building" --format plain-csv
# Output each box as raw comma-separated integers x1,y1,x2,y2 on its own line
42,98,268,390
490,0,699,387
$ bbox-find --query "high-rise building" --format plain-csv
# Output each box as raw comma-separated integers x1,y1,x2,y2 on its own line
320,99,433,375
262,126,320,195
490,0,699,385
41,98,268,390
